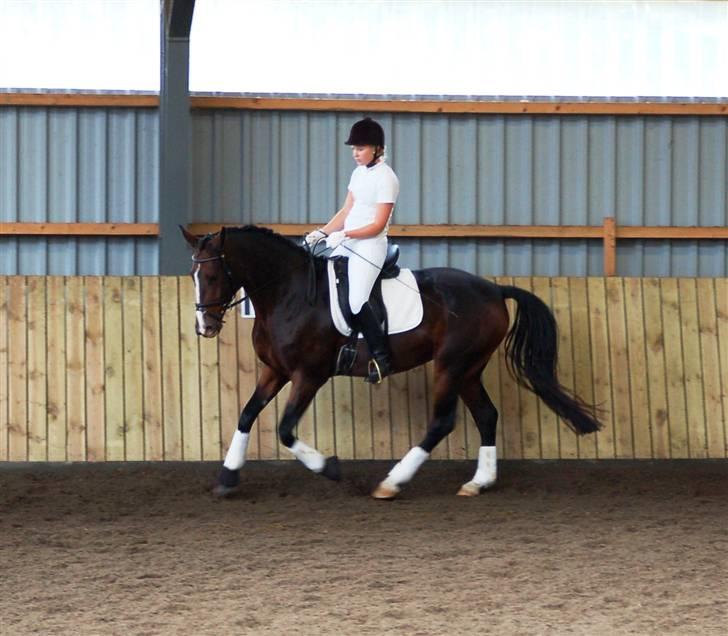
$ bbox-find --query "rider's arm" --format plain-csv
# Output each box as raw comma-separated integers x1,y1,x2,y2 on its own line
320,191,354,235
342,202,393,239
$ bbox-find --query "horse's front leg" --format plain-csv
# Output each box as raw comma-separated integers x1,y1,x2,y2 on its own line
215,365,288,496
279,373,340,481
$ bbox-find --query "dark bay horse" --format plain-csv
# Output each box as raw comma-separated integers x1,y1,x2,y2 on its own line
182,225,600,499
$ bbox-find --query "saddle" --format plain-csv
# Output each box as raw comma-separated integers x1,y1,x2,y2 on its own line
330,244,401,375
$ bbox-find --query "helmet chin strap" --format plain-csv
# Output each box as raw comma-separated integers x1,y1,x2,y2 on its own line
366,146,383,168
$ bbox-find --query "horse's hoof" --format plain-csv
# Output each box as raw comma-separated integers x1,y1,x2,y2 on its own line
212,484,239,498
372,482,400,500
321,456,341,482
457,482,481,497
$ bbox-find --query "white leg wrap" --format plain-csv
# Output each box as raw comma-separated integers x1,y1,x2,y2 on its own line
289,440,326,473
223,431,250,470
469,445,497,489
381,446,429,489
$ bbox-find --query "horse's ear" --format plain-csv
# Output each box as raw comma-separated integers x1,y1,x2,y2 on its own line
219,226,226,246
180,225,199,249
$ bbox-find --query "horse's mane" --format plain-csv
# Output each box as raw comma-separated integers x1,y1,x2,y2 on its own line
226,225,327,264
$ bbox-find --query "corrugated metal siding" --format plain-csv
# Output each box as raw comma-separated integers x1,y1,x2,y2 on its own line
2,107,726,275
0,107,159,275
191,110,728,276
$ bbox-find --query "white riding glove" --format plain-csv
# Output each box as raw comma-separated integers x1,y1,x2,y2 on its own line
326,230,347,250
304,229,327,247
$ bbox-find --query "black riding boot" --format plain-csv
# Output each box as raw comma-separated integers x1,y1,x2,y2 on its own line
352,302,391,384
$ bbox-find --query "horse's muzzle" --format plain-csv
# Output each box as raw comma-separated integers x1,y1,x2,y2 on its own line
196,324,221,338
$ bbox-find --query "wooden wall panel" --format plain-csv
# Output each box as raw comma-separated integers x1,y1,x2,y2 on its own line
1,276,725,462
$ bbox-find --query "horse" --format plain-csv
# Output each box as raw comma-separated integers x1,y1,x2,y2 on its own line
181,225,601,499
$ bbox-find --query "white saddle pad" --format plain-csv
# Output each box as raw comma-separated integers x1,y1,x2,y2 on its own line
327,260,424,337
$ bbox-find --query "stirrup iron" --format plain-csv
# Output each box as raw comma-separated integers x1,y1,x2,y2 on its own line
367,358,384,384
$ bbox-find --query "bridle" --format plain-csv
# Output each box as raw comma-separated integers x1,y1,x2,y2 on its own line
191,252,247,324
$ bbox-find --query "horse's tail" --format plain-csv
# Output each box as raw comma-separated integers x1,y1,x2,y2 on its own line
498,285,601,435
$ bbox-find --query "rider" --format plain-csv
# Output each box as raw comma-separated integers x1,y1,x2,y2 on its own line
305,117,400,384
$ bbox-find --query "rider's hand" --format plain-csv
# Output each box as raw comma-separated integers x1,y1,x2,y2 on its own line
326,230,347,249
304,228,327,247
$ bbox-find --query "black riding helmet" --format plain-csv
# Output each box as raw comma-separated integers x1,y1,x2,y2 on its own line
345,117,385,147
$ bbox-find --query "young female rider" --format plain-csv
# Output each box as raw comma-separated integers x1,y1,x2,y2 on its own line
305,117,399,384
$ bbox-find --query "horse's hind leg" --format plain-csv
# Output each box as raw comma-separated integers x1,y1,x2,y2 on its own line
215,365,288,496
456,374,499,497
372,368,459,499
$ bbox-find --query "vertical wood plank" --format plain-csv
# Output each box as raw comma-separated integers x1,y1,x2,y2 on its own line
218,304,239,461
530,278,559,458
587,278,615,458
312,377,333,458
606,277,633,458
696,279,725,458
178,276,202,460
8,277,27,461
123,278,144,460
0,277,7,461
258,360,281,459
104,277,125,461
569,277,597,459
237,318,260,459
352,374,374,459
27,277,47,461
661,279,689,458
275,382,293,459
603,216,616,276
332,376,354,459
371,379,392,459
481,278,504,459
441,360,465,460
46,277,66,461
624,278,652,458
141,277,163,461
199,336,222,461
497,276,521,459
407,364,429,453
85,277,106,461
515,277,542,459
389,371,411,458
552,277,579,458
679,278,708,458
716,278,728,457
160,277,183,460
66,277,86,461
642,278,670,459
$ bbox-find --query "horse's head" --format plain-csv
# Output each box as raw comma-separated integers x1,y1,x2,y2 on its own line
181,226,237,338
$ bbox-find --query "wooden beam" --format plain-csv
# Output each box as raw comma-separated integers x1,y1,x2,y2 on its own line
615,226,728,239
189,97,728,117
0,223,159,236
186,222,728,241
0,93,159,108
2,93,727,116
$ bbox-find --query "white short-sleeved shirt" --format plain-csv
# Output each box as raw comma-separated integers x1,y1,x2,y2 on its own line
344,161,399,239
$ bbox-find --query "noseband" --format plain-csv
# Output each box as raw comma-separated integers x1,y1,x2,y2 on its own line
192,253,246,323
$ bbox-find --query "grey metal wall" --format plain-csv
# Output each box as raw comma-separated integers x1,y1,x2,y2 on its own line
0,107,159,275
2,106,727,276
191,110,728,277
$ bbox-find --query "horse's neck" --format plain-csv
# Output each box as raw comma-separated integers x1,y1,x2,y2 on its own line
229,231,307,313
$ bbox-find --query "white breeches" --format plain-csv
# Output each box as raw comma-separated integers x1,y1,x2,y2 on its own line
331,236,388,314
